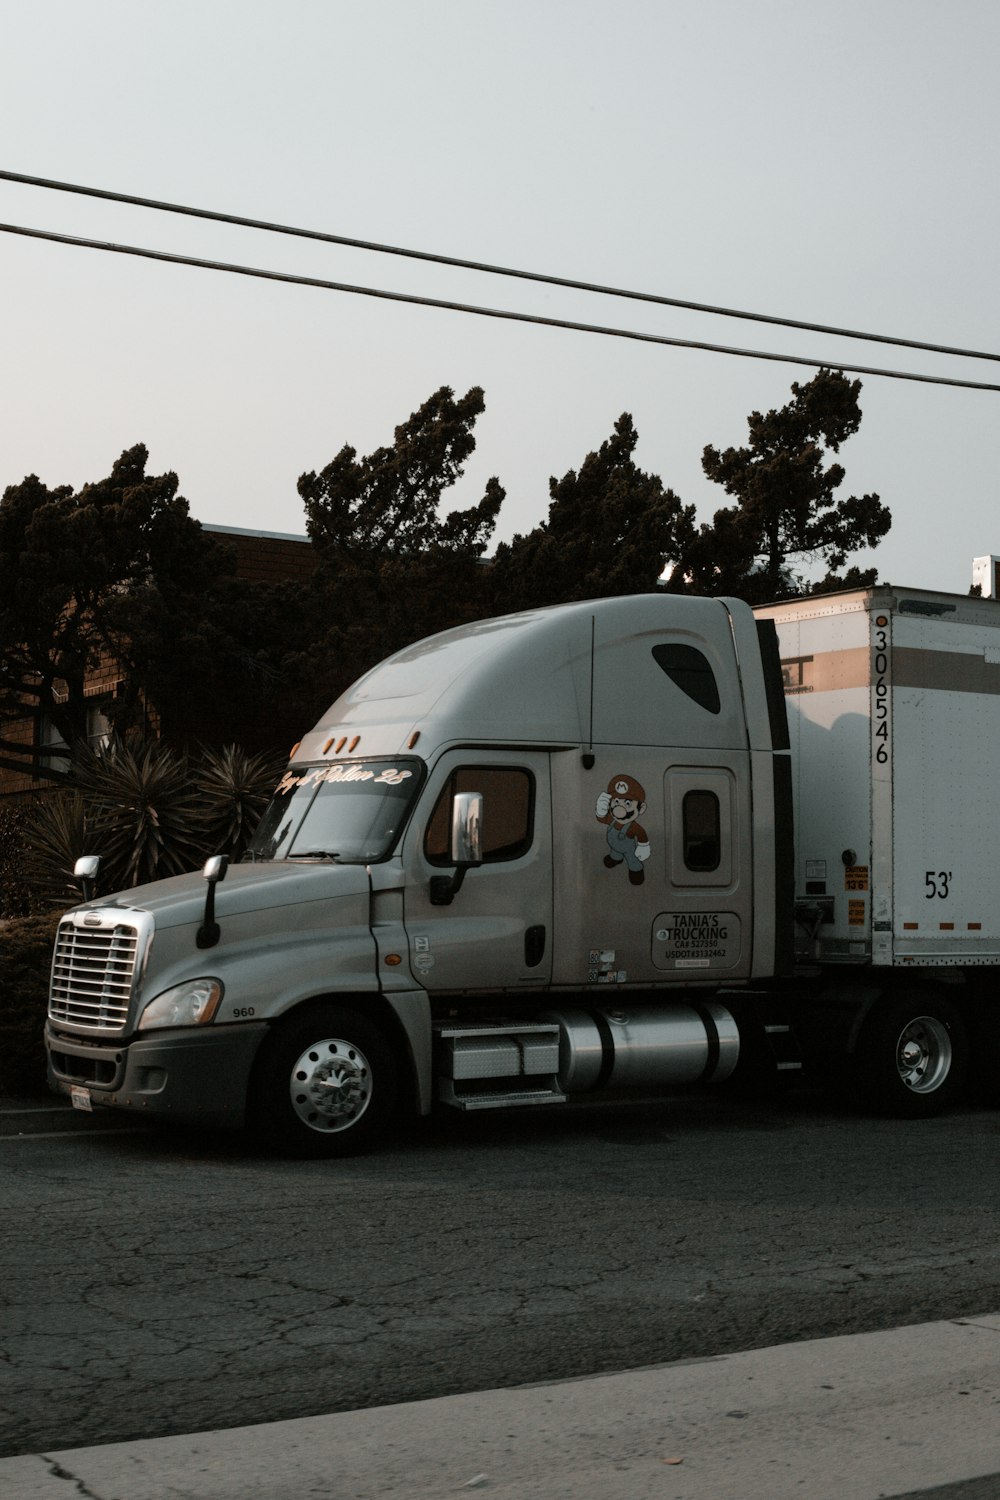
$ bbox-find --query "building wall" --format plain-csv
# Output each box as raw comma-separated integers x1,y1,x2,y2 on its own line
206,525,316,586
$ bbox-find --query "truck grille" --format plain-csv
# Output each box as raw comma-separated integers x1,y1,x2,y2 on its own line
49,917,145,1033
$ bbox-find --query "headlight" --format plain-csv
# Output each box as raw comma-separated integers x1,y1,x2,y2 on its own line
138,978,224,1031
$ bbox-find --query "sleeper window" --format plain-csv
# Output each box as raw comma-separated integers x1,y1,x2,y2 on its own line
683,790,721,872
651,644,721,714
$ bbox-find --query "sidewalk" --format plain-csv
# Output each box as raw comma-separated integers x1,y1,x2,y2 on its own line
3,1314,999,1499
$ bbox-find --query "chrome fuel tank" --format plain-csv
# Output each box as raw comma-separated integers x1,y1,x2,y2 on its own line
544,1002,739,1091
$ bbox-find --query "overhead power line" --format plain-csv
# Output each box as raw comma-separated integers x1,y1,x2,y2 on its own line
2,218,998,393
2,166,999,368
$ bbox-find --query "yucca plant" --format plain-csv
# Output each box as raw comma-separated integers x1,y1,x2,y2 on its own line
197,743,285,863
69,737,208,890
21,736,284,905
19,791,91,910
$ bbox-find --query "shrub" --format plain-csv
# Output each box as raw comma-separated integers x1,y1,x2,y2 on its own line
0,800,36,919
0,914,60,1096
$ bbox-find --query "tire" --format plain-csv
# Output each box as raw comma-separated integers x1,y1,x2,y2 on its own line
249,1005,398,1157
855,994,967,1118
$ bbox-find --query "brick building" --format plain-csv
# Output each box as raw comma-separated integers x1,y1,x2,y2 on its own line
207,524,316,587
0,524,314,801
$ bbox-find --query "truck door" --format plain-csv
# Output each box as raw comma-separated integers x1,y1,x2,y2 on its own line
652,761,751,978
402,750,553,994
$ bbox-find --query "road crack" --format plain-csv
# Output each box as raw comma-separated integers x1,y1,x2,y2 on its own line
43,1457,109,1498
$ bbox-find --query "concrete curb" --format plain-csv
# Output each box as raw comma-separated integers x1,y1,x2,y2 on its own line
3,1313,1000,1499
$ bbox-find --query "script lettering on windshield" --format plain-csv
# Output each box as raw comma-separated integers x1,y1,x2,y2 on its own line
276,765,414,794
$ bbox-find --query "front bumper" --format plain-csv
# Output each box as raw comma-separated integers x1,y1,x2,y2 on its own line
45,1021,270,1129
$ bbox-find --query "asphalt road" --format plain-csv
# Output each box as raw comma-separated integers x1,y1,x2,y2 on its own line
3,1085,1000,1460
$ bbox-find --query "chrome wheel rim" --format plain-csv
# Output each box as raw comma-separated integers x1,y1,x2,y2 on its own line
289,1036,373,1132
894,1016,952,1095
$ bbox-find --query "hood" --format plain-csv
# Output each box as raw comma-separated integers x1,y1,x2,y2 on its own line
71,860,372,933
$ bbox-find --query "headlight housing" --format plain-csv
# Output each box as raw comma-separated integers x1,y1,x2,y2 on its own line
138,978,224,1031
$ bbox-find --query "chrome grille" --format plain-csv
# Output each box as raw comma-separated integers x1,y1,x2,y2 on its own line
49,917,144,1032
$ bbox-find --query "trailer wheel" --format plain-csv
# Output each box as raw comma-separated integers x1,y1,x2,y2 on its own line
249,1005,398,1157
856,995,967,1118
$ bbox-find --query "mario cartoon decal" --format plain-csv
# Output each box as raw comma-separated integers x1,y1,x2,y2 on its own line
596,774,651,886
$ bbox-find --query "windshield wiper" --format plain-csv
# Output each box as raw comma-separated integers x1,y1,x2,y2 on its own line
286,850,342,861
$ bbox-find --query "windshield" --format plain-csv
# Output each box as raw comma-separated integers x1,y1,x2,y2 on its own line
248,759,423,863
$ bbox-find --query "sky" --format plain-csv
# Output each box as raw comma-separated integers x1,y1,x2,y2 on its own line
1,0,998,593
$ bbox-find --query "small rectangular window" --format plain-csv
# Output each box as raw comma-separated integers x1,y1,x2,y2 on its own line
683,790,721,872
425,768,534,865
37,702,111,775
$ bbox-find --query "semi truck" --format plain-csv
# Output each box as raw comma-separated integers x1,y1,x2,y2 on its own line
44,583,1000,1154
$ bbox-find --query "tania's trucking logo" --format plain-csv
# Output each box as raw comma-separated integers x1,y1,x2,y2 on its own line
652,911,741,970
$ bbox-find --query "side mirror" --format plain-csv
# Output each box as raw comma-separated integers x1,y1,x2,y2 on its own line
450,791,483,868
203,854,230,884
196,854,229,949
73,855,102,904
431,791,483,906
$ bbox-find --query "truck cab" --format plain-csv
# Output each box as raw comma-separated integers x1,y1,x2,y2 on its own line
45,594,793,1153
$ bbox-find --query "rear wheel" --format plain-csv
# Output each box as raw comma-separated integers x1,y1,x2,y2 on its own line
855,994,967,1118
249,1005,398,1157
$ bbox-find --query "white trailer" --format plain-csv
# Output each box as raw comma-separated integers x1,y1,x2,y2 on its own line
757,584,1000,969
756,583,1000,1109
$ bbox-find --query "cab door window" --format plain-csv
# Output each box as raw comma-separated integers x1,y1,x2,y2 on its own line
425,768,534,865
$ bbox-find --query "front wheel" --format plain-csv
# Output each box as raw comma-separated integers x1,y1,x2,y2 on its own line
855,994,967,1118
249,1005,398,1157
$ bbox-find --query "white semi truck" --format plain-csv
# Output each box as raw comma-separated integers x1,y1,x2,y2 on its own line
44,585,1000,1153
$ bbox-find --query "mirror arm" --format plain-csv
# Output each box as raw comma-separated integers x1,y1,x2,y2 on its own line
429,867,470,907
196,855,230,949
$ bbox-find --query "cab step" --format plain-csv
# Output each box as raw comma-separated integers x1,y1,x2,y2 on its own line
445,1087,567,1112
764,1022,804,1072
434,1021,567,1111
